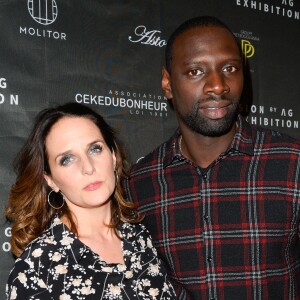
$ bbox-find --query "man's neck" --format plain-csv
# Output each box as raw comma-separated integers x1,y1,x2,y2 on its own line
179,124,237,168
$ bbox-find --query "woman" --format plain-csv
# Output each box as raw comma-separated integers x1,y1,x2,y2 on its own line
6,102,177,299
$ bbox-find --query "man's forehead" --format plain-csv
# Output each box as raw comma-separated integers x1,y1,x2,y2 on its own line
172,26,241,57
176,26,234,44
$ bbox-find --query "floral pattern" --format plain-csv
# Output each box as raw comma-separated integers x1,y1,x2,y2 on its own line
6,217,177,299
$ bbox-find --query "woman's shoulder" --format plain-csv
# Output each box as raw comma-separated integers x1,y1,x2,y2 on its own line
120,221,151,238
16,216,74,265
120,221,157,253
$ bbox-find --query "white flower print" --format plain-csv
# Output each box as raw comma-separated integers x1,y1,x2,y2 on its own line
110,284,121,295
142,279,151,286
130,254,142,270
61,236,74,246
32,248,43,257
134,280,143,291
44,236,57,245
53,217,61,226
55,264,68,274
117,264,126,272
138,236,146,249
102,266,113,273
104,283,123,299
125,270,133,279
38,279,47,288
17,272,27,286
6,219,177,299
130,254,137,262
59,293,72,300
147,238,153,249
80,286,95,295
148,263,160,276
72,278,82,287
51,251,62,262
10,286,17,300
163,282,169,292
25,258,34,269
149,287,159,298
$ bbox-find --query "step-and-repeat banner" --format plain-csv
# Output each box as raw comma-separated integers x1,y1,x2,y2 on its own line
0,0,299,295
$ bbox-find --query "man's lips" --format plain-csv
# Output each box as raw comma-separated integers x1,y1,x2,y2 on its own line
199,100,232,109
83,181,102,191
199,100,232,119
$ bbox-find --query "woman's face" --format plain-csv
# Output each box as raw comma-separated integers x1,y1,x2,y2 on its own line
44,116,116,212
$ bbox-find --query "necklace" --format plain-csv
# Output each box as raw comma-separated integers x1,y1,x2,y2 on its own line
179,135,183,154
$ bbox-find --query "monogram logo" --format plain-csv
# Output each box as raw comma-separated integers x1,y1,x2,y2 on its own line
28,0,58,25
241,39,255,63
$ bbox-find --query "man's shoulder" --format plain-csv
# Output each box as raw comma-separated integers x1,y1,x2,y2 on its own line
129,133,176,175
239,117,299,149
249,122,300,149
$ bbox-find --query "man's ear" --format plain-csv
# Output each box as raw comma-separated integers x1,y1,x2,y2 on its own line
44,173,59,192
162,67,173,99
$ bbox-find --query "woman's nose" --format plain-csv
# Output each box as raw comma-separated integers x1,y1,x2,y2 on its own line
81,156,95,175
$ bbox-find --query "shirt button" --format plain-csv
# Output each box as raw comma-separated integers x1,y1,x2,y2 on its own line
203,174,207,180
207,256,213,262
203,215,209,221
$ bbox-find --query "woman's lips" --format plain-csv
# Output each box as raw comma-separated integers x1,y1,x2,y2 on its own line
83,181,102,191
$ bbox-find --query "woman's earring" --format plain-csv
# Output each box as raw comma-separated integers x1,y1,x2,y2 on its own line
115,171,119,188
48,190,65,210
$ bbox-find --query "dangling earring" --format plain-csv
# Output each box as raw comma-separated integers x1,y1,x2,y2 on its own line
115,171,119,188
48,190,65,210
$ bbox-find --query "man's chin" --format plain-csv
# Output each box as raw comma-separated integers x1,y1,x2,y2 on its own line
193,119,236,137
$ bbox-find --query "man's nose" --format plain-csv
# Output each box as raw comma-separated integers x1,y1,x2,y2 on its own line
203,71,230,96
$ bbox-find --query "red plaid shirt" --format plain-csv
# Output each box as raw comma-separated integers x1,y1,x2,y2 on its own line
124,115,300,300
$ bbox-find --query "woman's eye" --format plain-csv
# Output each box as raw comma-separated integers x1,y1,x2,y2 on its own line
89,144,102,155
188,69,204,76
59,155,74,166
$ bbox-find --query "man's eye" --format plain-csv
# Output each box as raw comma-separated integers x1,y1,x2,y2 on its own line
59,155,73,166
223,66,238,73
188,69,204,76
89,144,103,155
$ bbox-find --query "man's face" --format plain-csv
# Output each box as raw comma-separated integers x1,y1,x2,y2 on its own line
163,26,244,137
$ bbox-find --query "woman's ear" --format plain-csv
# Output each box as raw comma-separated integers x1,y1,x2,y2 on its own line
44,173,59,192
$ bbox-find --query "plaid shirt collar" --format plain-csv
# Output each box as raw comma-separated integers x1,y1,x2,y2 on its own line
163,114,254,168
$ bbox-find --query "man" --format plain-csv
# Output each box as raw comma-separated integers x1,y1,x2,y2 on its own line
124,16,300,299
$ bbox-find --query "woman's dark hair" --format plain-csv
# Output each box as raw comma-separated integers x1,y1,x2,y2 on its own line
6,102,142,257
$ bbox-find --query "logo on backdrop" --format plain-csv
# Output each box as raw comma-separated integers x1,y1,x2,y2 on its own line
236,0,299,20
241,40,255,63
0,77,19,106
233,30,299,132
19,0,66,40
242,104,299,131
75,89,169,118
1,227,11,253
128,25,167,47
234,30,259,66
28,0,58,25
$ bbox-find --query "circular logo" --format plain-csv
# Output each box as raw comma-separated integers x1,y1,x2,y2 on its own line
27,0,58,25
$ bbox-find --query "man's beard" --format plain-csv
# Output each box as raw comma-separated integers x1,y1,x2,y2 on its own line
178,98,239,137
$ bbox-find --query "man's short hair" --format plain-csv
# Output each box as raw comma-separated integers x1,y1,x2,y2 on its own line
165,16,240,73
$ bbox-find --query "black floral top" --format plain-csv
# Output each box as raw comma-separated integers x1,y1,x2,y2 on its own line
6,217,177,299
